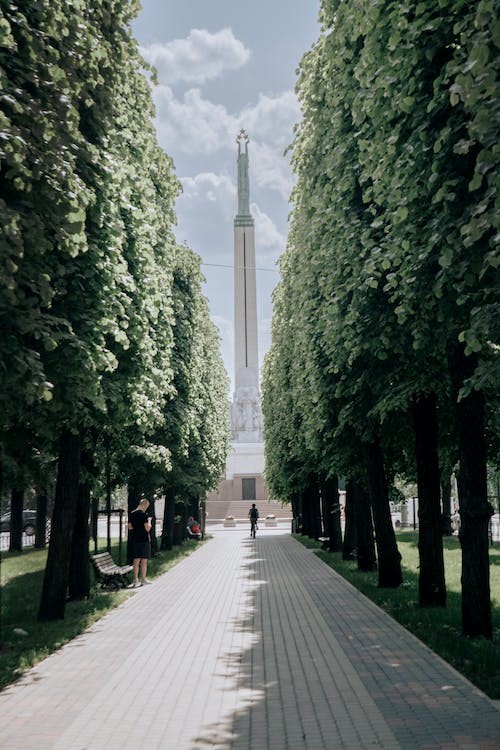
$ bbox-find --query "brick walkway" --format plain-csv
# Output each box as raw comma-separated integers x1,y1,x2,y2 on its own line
1,530,498,749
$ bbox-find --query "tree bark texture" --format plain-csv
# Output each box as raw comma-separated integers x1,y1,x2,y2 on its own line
173,498,185,545
38,430,81,621
149,496,158,556
161,487,175,551
440,472,453,536
68,476,91,599
35,489,48,549
448,343,493,639
199,498,206,538
363,441,402,588
342,479,357,560
319,475,331,544
412,392,446,607
352,478,377,571
300,488,311,537
303,475,322,540
321,475,342,552
9,486,24,552
290,491,301,532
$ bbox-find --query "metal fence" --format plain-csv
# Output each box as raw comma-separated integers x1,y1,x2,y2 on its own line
0,521,51,552
2,504,499,551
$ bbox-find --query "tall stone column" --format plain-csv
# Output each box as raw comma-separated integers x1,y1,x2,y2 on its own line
232,130,262,442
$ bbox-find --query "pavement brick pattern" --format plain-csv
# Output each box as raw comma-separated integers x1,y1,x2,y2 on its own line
0,530,498,749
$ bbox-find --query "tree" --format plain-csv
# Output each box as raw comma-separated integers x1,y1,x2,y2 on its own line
265,0,497,620
0,1,182,618
159,246,229,549
348,0,498,632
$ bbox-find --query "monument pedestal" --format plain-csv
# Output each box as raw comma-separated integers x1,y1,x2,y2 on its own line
226,441,264,479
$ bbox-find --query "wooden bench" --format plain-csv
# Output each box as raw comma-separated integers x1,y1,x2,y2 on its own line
91,552,133,589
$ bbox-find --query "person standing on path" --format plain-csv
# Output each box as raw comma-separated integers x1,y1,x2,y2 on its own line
128,498,152,587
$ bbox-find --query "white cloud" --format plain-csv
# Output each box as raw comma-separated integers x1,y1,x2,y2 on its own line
153,85,234,154
251,202,285,264
141,29,250,85
240,91,300,148
181,172,236,203
249,141,294,199
176,172,236,235
174,172,235,265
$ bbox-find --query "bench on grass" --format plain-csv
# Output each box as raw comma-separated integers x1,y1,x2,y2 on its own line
91,552,133,589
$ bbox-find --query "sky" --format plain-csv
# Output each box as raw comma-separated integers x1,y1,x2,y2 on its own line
132,1,320,393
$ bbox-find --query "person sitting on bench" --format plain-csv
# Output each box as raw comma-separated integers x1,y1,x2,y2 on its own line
186,516,202,540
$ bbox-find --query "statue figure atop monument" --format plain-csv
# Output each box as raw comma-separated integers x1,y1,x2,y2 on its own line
236,128,251,220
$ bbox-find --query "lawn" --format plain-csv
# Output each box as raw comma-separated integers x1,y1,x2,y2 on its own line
0,537,202,690
296,531,500,698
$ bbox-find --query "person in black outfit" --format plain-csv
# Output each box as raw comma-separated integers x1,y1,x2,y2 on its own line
248,503,259,538
128,498,152,587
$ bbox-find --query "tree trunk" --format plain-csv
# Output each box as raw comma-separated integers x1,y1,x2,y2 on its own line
342,479,357,560
321,475,342,552
412,393,446,607
127,480,142,563
161,487,175,551
68,441,95,599
363,440,402,588
9,486,24,552
441,471,453,536
38,429,81,621
35,489,48,549
352,478,377,571
149,495,158,556
174,498,185,545
199,498,206,538
300,488,311,537
0,441,3,506
320,475,332,547
290,491,301,532
68,477,90,600
303,475,322,540
448,343,493,639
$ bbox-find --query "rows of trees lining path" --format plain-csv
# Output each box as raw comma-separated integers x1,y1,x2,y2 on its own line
0,2,229,620
262,0,498,639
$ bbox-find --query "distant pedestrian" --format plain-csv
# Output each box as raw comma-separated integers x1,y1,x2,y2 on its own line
248,503,259,538
128,498,152,587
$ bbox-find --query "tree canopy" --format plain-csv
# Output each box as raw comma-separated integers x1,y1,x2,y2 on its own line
263,0,498,636
0,1,230,619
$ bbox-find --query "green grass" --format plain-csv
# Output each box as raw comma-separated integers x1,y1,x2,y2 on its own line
0,537,202,690
295,531,500,698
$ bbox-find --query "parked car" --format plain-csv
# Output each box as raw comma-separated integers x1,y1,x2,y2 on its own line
451,512,461,534
0,510,37,535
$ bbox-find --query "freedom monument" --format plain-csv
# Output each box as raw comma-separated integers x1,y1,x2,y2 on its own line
206,131,269,513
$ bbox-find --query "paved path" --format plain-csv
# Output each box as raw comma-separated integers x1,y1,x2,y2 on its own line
1,530,499,749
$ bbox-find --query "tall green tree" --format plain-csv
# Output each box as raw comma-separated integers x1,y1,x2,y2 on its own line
264,0,497,624
159,246,229,549
0,1,180,618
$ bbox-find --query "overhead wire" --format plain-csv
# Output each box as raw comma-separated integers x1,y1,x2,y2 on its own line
201,261,279,273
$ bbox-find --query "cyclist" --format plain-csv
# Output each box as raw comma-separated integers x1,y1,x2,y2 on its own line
248,503,259,538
